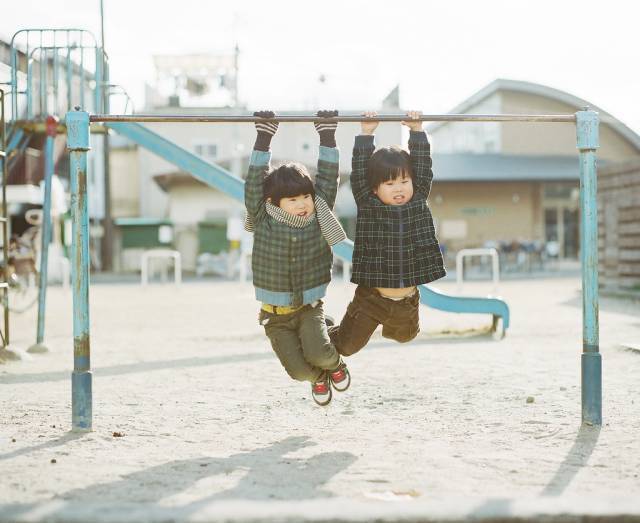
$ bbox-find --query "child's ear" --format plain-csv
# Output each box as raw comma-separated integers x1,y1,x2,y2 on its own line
372,187,378,195
266,197,272,203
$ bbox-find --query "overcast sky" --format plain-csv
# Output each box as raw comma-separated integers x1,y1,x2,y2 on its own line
4,0,639,133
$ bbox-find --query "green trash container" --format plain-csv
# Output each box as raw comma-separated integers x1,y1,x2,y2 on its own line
114,218,174,249
198,220,228,254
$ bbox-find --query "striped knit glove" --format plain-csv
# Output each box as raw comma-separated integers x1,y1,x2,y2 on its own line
314,110,338,148
253,111,279,152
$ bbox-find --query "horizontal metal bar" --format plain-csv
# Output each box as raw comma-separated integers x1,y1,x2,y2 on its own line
90,113,578,124
0,283,8,289
12,120,108,135
0,151,5,157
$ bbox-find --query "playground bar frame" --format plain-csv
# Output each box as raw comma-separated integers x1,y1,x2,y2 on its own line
90,113,577,123
67,108,601,430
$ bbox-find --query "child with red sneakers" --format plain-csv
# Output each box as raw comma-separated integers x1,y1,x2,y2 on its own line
244,110,350,405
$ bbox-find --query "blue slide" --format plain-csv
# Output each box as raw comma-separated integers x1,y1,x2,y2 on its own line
109,121,510,336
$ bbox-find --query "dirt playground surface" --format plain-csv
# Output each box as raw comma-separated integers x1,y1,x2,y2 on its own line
1,277,639,522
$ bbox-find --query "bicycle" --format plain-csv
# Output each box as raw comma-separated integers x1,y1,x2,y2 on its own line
3,211,40,314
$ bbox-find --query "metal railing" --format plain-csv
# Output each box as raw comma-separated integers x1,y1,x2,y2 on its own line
10,29,106,121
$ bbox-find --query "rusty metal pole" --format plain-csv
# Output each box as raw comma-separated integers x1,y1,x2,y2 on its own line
28,115,58,354
576,109,601,426
67,108,92,431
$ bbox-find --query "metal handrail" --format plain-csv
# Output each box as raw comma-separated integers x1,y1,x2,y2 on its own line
106,84,135,115
26,44,104,119
10,29,105,121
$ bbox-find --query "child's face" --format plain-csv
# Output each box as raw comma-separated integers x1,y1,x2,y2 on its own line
373,174,414,205
278,193,315,217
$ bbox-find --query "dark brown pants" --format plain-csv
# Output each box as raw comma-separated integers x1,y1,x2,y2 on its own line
328,286,420,356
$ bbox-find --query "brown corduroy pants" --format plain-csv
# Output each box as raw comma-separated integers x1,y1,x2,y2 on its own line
328,285,420,356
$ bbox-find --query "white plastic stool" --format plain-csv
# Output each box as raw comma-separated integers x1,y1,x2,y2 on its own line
141,249,182,285
456,248,500,295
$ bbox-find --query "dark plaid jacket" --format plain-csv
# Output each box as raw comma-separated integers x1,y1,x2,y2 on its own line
245,146,339,307
350,131,446,288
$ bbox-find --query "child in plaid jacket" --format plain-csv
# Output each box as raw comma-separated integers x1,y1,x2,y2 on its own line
244,110,350,406
329,111,446,356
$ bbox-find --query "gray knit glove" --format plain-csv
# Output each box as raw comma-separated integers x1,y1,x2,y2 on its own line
314,110,338,148
253,111,279,151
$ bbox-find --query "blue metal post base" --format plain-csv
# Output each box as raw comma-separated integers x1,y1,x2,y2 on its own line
71,370,93,431
581,352,602,426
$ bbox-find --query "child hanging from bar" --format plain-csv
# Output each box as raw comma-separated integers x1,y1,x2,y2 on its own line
328,111,446,355
244,110,350,406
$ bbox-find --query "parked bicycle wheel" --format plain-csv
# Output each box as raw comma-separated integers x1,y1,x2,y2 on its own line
6,258,39,313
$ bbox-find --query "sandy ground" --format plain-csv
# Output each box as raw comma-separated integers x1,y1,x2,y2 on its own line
1,275,640,522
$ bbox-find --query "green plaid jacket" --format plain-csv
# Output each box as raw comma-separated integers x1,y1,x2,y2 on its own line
245,146,339,306
350,131,446,288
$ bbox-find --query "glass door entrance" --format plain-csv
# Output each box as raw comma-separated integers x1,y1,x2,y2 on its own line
544,205,580,259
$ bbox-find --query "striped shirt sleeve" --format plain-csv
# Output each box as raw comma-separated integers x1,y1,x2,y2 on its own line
244,149,271,224
314,146,340,208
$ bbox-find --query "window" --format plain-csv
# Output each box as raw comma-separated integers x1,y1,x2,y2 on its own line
484,139,497,153
194,142,218,161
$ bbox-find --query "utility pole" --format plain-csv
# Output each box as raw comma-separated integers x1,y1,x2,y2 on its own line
233,43,239,108
100,0,114,271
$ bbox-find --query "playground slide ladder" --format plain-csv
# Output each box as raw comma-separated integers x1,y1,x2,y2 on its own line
108,121,510,333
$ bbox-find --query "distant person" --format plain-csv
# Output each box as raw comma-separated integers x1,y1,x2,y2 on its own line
328,111,446,355
244,110,350,406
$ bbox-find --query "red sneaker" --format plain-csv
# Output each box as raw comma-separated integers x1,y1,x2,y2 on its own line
329,361,351,392
311,374,332,406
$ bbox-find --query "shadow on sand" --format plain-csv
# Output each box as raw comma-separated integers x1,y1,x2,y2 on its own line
540,424,601,496
2,436,357,520
0,431,87,462
0,352,273,385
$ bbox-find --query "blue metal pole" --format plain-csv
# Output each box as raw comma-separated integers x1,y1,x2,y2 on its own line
66,42,73,114
576,109,601,426
40,48,47,116
27,58,33,119
53,34,59,115
67,108,92,431
79,34,85,112
11,46,18,119
28,116,58,354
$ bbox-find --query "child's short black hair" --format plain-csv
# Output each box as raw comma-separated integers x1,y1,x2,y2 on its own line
367,146,414,190
263,162,315,205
